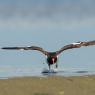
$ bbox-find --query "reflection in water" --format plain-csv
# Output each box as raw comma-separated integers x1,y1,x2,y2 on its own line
75,71,88,73
42,70,90,77
41,69,94,77
0,67,95,79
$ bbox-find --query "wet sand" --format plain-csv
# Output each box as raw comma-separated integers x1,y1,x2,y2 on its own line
0,76,95,95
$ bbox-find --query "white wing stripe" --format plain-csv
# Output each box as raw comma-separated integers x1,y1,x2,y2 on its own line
72,42,81,45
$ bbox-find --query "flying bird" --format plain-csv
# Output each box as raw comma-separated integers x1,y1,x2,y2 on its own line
1,40,95,70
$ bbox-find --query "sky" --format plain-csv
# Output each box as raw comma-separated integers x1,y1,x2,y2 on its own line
0,0,95,76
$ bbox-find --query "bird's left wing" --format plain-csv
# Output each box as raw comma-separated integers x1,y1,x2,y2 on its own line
56,40,95,55
1,46,48,55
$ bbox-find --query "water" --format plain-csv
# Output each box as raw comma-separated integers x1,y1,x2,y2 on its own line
0,65,95,79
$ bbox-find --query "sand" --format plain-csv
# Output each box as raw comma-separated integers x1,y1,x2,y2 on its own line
0,76,95,95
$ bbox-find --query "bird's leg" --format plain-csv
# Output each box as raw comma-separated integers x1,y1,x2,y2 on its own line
55,63,58,68
48,64,51,70
55,62,58,68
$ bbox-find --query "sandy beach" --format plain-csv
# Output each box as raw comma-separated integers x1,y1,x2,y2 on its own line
0,76,95,95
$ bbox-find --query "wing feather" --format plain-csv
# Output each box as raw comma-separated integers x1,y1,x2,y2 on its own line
1,46,48,55
1,40,95,56
56,40,95,55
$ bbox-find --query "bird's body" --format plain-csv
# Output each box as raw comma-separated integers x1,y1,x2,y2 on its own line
46,52,58,69
1,40,95,70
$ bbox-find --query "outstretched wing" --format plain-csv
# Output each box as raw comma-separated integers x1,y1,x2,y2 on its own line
56,40,95,55
1,46,48,55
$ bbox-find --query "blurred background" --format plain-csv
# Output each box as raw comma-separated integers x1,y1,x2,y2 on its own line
0,0,95,77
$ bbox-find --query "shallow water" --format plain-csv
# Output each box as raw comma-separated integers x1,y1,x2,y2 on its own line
0,66,95,79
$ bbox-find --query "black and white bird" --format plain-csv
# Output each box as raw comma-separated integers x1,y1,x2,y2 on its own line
1,40,95,70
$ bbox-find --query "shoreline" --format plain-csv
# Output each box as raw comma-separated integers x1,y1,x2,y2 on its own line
0,73,93,80
0,75,95,95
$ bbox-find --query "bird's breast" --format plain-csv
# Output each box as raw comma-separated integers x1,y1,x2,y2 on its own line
47,56,57,65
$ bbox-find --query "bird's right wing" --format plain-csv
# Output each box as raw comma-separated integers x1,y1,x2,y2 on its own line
1,46,48,55
56,40,95,55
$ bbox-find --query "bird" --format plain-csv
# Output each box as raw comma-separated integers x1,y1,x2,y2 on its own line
1,40,95,71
